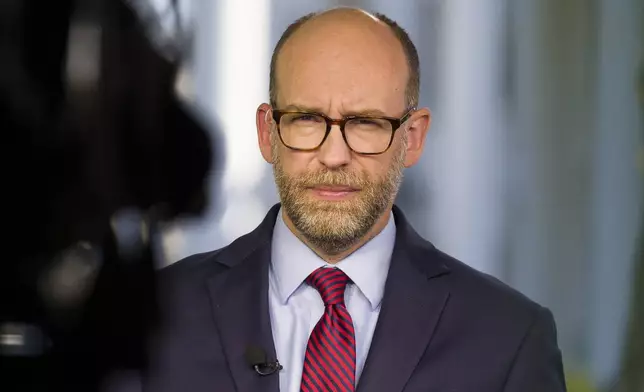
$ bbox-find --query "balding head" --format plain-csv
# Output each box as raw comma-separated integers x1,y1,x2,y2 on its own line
269,7,420,110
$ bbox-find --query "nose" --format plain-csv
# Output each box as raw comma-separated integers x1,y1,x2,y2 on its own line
316,125,352,169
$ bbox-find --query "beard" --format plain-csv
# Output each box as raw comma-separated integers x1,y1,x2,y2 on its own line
271,132,407,256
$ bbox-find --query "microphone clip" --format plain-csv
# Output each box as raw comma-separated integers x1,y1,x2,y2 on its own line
252,360,283,376
245,345,283,376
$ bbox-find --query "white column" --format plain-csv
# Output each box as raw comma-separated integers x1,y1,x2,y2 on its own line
589,0,643,386
213,0,273,246
163,0,272,262
427,0,507,276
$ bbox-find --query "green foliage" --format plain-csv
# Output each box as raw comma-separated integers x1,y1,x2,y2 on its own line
566,370,597,392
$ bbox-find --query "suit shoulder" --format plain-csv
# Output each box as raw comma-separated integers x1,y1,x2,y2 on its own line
430,247,544,323
154,248,231,317
156,247,231,296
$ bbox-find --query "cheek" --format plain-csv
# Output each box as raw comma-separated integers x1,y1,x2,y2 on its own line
354,156,393,179
275,148,317,175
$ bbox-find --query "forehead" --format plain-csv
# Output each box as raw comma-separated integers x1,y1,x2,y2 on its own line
275,20,409,113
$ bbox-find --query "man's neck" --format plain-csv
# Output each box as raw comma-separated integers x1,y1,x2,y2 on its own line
281,206,393,264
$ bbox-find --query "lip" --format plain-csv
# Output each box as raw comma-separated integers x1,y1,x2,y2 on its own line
308,185,360,200
311,186,359,192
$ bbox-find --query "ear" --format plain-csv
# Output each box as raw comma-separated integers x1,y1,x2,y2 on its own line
403,107,431,167
256,103,274,163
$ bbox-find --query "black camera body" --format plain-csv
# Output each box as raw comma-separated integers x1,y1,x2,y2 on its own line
0,1,217,390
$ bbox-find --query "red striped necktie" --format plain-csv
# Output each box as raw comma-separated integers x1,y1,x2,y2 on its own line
300,267,356,392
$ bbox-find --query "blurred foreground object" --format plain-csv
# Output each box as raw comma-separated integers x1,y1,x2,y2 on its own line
0,0,218,390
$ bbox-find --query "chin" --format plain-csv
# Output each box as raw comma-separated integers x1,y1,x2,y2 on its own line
296,202,369,235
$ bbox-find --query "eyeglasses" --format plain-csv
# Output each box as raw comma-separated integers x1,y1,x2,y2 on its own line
270,108,415,155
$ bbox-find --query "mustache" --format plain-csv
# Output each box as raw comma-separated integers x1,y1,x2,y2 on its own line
294,170,368,188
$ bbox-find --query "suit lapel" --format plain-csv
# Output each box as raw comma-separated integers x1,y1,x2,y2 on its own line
356,206,451,392
206,206,280,392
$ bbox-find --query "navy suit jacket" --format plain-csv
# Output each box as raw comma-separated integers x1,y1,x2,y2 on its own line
144,204,566,391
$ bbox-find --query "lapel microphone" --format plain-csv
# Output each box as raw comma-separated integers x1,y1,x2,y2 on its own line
245,345,283,376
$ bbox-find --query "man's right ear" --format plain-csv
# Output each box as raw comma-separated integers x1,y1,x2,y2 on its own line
256,103,274,163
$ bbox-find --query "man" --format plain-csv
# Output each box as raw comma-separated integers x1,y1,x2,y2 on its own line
145,7,567,392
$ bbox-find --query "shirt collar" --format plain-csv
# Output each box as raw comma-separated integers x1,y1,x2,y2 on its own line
270,208,396,310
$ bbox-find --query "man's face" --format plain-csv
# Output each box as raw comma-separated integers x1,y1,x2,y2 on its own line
271,123,407,256
258,16,428,255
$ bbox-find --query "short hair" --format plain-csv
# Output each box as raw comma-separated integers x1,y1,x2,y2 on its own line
268,10,420,110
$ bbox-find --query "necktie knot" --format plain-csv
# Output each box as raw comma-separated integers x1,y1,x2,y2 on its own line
306,267,350,306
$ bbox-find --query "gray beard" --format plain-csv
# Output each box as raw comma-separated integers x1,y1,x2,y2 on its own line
270,129,407,256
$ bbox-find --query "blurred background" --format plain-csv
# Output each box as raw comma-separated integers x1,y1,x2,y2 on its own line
152,0,643,390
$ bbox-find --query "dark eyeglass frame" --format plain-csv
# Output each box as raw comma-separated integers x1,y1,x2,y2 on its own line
270,108,416,155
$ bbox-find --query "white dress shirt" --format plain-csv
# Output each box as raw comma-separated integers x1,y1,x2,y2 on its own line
269,209,396,392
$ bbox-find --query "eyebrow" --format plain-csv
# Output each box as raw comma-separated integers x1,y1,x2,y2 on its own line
281,104,389,118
